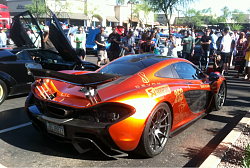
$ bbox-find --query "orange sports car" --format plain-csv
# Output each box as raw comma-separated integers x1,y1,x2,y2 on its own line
25,54,227,158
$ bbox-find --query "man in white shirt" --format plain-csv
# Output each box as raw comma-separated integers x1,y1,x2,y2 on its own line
0,27,7,48
220,27,231,74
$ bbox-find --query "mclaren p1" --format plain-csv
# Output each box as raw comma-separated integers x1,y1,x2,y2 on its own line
25,54,227,158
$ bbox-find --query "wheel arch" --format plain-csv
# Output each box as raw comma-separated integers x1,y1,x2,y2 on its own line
0,71,17,95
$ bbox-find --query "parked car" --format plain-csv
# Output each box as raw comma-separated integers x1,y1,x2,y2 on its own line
25,54,227,158
0,10,99,105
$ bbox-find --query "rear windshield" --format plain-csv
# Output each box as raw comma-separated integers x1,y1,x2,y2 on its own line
98,61,145,76
97,55,162,76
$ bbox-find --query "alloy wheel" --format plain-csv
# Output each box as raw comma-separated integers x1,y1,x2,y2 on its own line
148,108,171,153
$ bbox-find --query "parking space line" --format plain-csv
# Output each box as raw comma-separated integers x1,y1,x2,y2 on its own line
0,122,32,134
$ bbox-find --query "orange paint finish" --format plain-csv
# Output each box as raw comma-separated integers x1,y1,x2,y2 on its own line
28,57,227,153
109,116,146,151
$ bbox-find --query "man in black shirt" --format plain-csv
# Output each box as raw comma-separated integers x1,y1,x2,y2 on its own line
95,27,107,66
200,29,212,70
108,26,121,61
140,37,154,53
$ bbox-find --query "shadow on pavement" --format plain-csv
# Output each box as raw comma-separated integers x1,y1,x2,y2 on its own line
182,110,246,167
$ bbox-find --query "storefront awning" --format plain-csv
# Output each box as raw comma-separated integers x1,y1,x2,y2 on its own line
69,13,88,20
106,16,119,22
123,20,129,23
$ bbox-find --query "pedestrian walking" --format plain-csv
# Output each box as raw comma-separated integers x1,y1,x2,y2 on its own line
74,27,86,61
138,33,147,54
200,29,212,70
155,28,161,45
220,27,231,75
181,30,195,61
95,27,107,66
121,30,135,56
210,29,218,56
108,26,121,61
244,33,250,81
0,27,7,48
167,34,178,57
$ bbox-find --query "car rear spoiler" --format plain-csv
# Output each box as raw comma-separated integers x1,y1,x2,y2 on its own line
29,68,120,105
29,68,120,87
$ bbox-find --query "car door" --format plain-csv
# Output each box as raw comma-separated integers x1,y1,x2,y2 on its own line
172,62,211,114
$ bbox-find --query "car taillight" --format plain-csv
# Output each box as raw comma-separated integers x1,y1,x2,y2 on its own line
78,103,135,123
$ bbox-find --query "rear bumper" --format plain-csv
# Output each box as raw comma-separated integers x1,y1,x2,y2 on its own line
25,93,127,157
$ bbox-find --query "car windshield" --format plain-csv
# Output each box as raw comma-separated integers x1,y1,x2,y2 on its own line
98,63,145,76
97,56,148,76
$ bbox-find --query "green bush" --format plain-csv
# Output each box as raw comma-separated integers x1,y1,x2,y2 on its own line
242,143,250,168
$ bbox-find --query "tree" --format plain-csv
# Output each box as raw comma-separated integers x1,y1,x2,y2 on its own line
225,23,243,31
132,0,154,26
116,0,125,5
25,0,46,22
231,9,245,23
147,0,197,34
182,8,204,28
221,6,231,21
78,0,102,26
25,0,72,22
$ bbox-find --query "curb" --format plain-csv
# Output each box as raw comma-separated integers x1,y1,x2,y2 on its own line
199,110,250,168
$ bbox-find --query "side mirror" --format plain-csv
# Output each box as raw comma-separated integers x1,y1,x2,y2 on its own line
209,72,219,82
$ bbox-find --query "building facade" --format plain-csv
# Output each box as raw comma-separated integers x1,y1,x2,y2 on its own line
3,0,154,28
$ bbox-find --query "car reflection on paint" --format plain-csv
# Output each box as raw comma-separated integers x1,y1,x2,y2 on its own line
25,54,227,158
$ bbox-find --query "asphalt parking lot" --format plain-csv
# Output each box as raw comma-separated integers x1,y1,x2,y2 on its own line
0,57,249,167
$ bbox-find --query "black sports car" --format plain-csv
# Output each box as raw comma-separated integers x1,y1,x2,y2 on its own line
0,11,99,105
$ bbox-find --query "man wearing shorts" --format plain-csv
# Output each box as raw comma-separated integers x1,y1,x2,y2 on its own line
74,27,86,60
220,27,231,74
95,27,107,66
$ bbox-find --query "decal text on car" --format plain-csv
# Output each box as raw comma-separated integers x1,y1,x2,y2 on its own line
145,85,171,99
174,88,183,103
137,72,150,83
135,82,161,88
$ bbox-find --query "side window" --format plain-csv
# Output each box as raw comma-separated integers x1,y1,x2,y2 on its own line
155,65,174,78
173,62,205,80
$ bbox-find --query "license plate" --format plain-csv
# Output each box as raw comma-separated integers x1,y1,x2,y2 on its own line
46,121,65,137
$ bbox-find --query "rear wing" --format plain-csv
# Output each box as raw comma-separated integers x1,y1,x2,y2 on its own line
29,68,120,105
29,68,120,87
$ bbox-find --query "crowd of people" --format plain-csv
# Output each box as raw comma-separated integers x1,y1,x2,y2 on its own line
1,20,250,81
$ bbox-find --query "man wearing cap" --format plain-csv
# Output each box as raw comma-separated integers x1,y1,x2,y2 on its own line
0,27,7,48
200,29,212,70
181,30,195,61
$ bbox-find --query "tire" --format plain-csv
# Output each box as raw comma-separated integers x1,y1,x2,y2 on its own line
214,81,226,111
136,103,172,157
0,79,7,105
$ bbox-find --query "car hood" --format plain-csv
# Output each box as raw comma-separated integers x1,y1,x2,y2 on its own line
49,11,81,63
10,10,82,63
86,28,100,46
10,10,44,49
